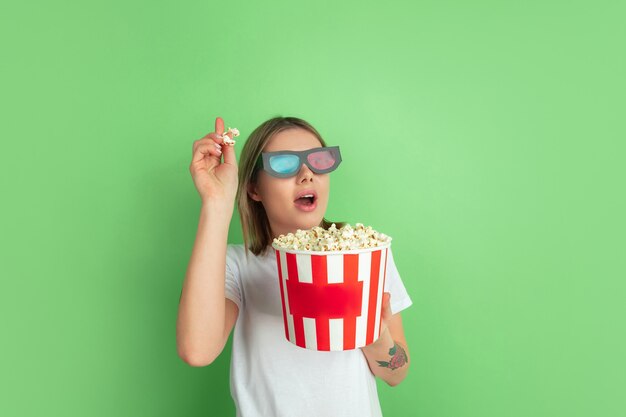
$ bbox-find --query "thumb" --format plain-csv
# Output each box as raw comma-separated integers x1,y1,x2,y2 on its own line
215,117,225,135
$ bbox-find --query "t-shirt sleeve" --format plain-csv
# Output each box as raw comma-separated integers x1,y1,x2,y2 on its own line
225,244,244,311
383,246,413,315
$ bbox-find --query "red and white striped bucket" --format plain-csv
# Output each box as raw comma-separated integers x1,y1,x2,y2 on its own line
271,242,391,351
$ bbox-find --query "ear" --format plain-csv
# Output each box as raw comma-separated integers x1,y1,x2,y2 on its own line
247,182,262,202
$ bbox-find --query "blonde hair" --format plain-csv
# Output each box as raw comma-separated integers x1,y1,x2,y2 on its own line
236,116,346,259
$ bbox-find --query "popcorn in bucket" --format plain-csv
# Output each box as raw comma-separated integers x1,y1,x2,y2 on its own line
272,224,392,351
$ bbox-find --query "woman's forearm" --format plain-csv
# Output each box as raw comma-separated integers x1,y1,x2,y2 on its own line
176,201,233,365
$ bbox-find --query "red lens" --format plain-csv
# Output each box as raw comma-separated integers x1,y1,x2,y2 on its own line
307,150,336,170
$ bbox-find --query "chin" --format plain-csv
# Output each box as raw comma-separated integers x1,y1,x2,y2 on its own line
300,215,324,230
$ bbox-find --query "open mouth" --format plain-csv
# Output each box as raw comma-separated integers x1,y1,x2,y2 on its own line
294,194,318,211
295,195,316,206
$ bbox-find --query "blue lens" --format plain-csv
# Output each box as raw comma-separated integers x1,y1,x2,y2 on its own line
269,154,300,174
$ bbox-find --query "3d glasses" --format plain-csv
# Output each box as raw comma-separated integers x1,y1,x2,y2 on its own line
255,146,342,178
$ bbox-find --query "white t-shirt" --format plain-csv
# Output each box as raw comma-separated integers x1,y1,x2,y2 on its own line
224,243,413,417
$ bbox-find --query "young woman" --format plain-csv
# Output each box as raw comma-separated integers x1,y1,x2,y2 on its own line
177,116,413,417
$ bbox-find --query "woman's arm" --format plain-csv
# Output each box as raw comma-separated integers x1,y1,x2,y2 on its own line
361,296,410,386
176,201,234,366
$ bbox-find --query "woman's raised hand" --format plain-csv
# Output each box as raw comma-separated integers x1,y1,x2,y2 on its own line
189,117,239,205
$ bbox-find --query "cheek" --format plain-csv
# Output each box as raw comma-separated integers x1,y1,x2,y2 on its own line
320,178,330,198
261,181,292,206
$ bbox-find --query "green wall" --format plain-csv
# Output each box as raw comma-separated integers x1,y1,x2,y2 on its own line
2,0,624,416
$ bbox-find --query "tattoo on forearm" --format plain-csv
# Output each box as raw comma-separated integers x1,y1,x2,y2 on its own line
376,342,408,370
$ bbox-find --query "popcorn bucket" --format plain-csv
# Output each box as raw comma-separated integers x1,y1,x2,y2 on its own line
271,242,392,351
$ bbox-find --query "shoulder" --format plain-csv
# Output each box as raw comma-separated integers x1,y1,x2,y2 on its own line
383,246,414,314
227,243,274,260
226,244,246,271
226,243,269,267
386,246,400,269
226,243,246,257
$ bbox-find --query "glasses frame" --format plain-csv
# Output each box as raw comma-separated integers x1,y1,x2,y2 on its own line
255,146,342,178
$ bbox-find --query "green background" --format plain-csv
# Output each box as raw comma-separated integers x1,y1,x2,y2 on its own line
1,0,624,416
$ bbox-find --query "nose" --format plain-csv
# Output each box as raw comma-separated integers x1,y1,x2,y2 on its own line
296,162,314,182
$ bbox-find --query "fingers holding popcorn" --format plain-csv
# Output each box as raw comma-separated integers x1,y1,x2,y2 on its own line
191,126,239,160
188,116,241,203
212,116,239,145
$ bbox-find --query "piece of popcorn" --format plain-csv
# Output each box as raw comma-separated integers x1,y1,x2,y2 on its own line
222,127,240,146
